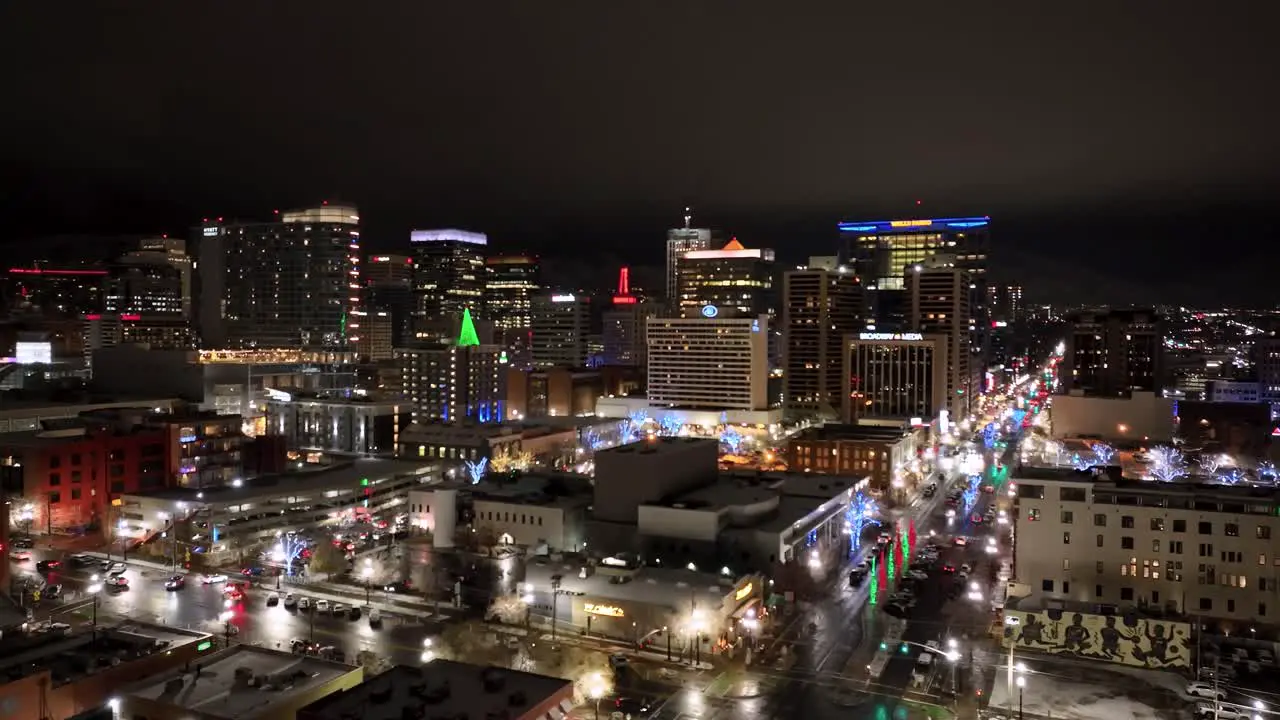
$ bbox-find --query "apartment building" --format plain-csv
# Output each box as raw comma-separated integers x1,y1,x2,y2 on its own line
1014,467,1280,624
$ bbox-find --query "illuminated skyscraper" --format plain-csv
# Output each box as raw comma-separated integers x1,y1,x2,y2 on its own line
677,238,778,319
602,267,657,367
410,229,486,320
782,264,862,419
396,311,507,424
197,204,361,349
664,209,713,310
531,292,590,368
484,254,540,332
906,255,973,417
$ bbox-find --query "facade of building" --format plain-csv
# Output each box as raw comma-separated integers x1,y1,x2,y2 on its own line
781,266,862,419
0,424,170,533
354,309,393,361
843,332,949,424
505,366,605,420
410,229,486,320
1063,308,1164,397
267,393,402,455
364,253,413,285
4,266,107,319
1049,391,1175,442
646,316,771,411
397,338,507,425
397,422,524,464
664,225,713,311
988,283,1024,324
1253,336,1280,418
104,253,185,317
81,314,196,367
906,256,973,416
676,239,777,319
408,473,591,551
484,254,540,332
531,292,590,369
197,205,361,349
786,423,918,493
1014,467,1280,624
602,302,657,369
1206,379,1262,405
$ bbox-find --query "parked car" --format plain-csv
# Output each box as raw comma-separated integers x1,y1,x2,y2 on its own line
35,560,61,573
105,576,129,590
267,593,280,607
315,599,330,613
201,573,228,584
369,608,382,625
298,597,312,611
107,562,127,575
69,554,96,566
165,575,186,590
11,551,31,562
12,536,35,549
331,602,346,616
1185,682,1226,701
284,593,298,609
347,606,362,620
383,581,412,593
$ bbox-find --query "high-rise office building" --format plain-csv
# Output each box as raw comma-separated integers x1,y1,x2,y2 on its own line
843,332,948,425
484,255,540,333
137,237,193,318
664,211,713,310
647,315,771,411
782,265,862,419
602,267,657,367
1062,308,1163,397
104,254,185,318
531,292,590,368
410,229,487,320
4,266,106,318
988,284,1024,324
677,239,778,319
364,255,415,350
839,215,990,345
396,309,507,424
197,204,361,349
906,255,973,417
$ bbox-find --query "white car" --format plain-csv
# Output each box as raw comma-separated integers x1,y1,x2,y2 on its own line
315,599,330,613
908,570,929,581
283,593,297,608
298,597,311,611
331,602,346,615
1186,682,1226,701
368,608,382,625
201,573,228,585
1195,703,1243,719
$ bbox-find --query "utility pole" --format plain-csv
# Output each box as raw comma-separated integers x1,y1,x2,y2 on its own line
550,575,562,641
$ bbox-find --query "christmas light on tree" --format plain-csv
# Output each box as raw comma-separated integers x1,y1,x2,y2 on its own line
869,554,878,605
908,518,917,549
888,545,896,581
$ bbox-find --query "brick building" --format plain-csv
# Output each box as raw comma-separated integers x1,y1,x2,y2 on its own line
786,423,920,493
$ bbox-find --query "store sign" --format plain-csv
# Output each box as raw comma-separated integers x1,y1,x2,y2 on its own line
890,219,934,228
735,583,753,601
700,304,719,318
859,332,923,341
584,603,625,617
551,294,576,303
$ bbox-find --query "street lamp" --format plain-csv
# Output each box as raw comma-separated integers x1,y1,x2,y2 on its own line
362,558,373,605
1004,616,1021,719
1015,674,1025,719
588,673,606,720
87,576,102,639
421,637,435,663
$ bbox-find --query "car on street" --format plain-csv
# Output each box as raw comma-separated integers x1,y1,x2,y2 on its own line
1195,703,1244,719
614,697,652,716
12,536,34,549
960,563,973,574
107,562,127,575
383,581,412,593
331,602,346,615
953,536,969,546
241,567,266,577
942,563,957,573
11,551,31,561
201,573,228,584
908,570,929,581
315,599,330,613
1186,682,1226,701
267,593,280,606
35,560,61,573
298,597,311,611
849,569,867,585
105,576,129,590
922,484,937,498
284,593,297,608
347,606,362,620
69,554,96,566
883,602,910,618
165,575,186,590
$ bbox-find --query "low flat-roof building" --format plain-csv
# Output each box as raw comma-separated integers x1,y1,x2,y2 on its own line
523,559,763,653
0,396,182,434
120,644,362,720
787,423,922,494
265,391,405,456
296,661,575,720
409,472,591,552
0,621,211,720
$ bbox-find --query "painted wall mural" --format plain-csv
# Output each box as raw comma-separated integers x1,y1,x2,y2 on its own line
1002,609,1191,669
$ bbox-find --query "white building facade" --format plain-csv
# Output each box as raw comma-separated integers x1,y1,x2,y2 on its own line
646,315,770,411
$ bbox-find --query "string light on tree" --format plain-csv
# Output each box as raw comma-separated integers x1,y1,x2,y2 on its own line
1092,443,1116,465
463,458,489,484
1148,446,1187,483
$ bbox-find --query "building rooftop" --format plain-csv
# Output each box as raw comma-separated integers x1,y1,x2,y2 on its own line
434,471,594,510
792,423,911,442
400,422,523,441
525,561,740,608
597,436,716,458
126,645,355,719
1016,464,1280,500
297,661,574,720
0,621,207,687
0,395,180,414
129,457,437,504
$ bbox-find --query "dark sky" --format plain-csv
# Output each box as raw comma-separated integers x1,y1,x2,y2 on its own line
2,3,1278,305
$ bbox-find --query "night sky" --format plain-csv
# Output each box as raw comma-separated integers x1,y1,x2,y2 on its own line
2,3,1277,305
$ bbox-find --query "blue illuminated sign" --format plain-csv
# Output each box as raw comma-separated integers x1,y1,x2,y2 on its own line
751,320,760,333
700,305,719,318
837,216,991,233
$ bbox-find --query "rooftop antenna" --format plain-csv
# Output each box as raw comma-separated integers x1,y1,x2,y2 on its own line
683,206,692,230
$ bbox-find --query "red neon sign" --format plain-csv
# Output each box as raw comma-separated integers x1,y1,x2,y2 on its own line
10,268,107,276
120,314,141,321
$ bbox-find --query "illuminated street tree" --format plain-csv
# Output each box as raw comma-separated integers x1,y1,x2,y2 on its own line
270,535,308,576
1148,446,1188,483
1092,443,1116,465
463,458,490,484
1199,455,1223,476
489,450,533,474
1259,461,1278,482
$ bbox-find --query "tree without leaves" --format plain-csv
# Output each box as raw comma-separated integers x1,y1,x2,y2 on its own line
308,542,347,579
1148,446,1188,483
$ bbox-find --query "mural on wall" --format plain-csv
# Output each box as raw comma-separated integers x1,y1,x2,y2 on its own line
1002,609,1191,669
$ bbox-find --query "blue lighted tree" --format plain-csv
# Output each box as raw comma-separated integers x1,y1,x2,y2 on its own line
1199,455,1223,476
721,427,745,454
1148,446,1187,483
1092,443,1116,465
1217,468,1246,485
845,491,879,551
659,416,682,437
623,411,649,442
982,423,999,449
463,458,489,484
1258,461,1278,482
1070,453,1093,471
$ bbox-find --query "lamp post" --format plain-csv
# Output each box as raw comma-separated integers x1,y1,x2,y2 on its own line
665,625,672,661
87,576,102,640
588,673,605,720
362,558,373,605
1004,616,1021,719
1016,674,1025,720
550,575,562,641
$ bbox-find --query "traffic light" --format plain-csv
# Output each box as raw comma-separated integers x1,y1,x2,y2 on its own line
360,478,370,487
899,643,909,654
879,641,887,650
